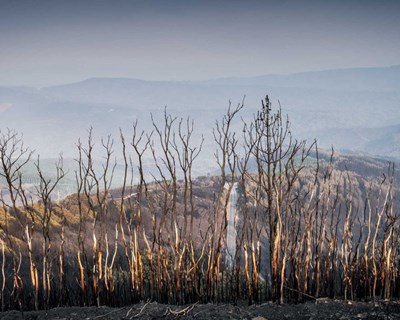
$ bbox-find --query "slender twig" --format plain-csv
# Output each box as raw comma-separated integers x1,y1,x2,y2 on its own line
165,302,199,316
132,300,151,318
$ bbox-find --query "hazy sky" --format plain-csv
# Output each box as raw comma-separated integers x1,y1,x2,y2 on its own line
1,0,400,87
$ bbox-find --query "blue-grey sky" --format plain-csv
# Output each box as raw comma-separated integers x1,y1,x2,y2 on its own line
1,0,400,87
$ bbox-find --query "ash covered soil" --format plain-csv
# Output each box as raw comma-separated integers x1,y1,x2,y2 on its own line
1,300,400,320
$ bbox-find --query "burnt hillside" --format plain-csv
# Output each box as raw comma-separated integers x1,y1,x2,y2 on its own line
0,97,399,311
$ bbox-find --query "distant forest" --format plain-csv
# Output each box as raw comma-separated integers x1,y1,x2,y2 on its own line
0,95,399,311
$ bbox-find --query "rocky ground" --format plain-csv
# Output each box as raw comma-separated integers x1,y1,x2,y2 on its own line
1,299,400,320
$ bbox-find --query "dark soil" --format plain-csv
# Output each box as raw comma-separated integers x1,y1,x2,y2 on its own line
1,300,399,320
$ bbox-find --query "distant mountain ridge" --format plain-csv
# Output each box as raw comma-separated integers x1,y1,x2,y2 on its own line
42,64,400,92
209,65,400,92
0,65,399,161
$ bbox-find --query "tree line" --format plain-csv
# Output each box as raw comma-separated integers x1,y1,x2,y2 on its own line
0,95,399,311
